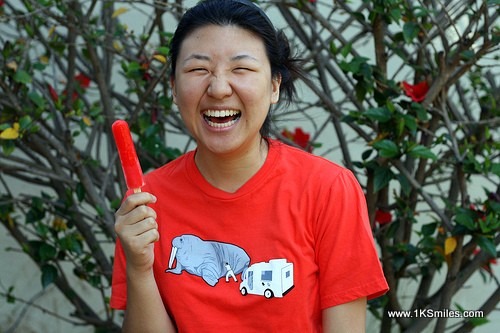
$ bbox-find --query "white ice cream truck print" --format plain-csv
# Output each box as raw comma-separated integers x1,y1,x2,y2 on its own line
239,259,294,299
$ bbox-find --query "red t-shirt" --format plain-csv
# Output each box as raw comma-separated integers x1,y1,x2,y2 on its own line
111,139,388,332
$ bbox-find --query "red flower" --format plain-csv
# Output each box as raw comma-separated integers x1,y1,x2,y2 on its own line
151,107,158,124
74,73,91,89
142,72,152,82
0,0,4,6
62,73,91,101
47,84,59,102
469,204,487,222
473,248,497,274
401,81,429,102
375,209,392,225
282,127,313,152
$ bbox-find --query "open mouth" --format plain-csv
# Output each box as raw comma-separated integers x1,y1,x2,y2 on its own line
203,110,241,128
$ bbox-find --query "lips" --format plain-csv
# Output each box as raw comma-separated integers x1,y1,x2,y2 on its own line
203,109,241,128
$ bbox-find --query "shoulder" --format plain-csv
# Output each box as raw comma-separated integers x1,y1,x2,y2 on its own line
142,151,195,191
268,139,363,200
269,139,352,181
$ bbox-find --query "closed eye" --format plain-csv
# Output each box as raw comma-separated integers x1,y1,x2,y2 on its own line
233,67,254,73
189,67,209,73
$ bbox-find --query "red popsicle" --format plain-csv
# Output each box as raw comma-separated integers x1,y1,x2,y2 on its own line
112,120,144,193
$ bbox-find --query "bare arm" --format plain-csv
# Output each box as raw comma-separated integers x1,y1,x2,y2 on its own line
122,267,176,333
115,192,176,333
322,297,367,333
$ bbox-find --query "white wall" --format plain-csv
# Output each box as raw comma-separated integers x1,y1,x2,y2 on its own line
1,0,498,332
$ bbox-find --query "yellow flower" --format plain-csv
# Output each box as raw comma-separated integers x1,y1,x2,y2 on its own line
113,40,123,52
153,54,167,64
444,236,457,255
0,123,20,140
82,116,92,127
112,7,128,18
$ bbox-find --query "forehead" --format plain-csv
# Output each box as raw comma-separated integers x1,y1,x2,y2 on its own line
178,24,268,59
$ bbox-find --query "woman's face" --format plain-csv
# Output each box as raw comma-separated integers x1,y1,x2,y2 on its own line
171,24,281,156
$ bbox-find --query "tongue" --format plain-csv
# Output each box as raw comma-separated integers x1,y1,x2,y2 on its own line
208,116,235,123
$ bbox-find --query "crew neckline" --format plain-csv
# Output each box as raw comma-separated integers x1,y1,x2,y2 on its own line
185,139,281,200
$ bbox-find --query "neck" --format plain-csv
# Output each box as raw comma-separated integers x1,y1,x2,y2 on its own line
195,138,269,193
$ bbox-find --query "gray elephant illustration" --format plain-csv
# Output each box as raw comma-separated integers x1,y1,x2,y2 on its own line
165,234,250,287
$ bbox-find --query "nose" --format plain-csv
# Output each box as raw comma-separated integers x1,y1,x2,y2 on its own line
207,74,232,99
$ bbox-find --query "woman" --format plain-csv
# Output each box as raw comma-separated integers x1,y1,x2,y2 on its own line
111,0,388,332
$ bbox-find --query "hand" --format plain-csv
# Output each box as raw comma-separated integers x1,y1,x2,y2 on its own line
114,192,158,273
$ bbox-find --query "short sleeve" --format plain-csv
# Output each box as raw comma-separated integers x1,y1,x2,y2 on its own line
314,169,388,309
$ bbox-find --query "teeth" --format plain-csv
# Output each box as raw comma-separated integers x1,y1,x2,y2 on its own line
204,110,240,117
207,119,238,128
203,109,241,128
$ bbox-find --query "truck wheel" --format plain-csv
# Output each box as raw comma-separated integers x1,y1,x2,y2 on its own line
240,287,248,296
264,289,274,299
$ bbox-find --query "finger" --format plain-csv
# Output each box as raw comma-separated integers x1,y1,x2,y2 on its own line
115,208,157,238
126,227,160,252
125,217,158,238
123,205,157,224
116,192,157,216
141,227,160,244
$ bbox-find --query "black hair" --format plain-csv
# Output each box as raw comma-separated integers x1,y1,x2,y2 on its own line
169,0,306,137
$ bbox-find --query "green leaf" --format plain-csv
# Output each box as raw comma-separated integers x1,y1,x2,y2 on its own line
412,102,430,121
340,42,352,58
421,223,437,237
339,56,370,74
396,117,405,137
13,70,32,84
467,317,489,327
396,173,411,196
365,107,392,122
460,50,475,61
19,115,33,131
156,46,170,55
355,81,368,101
476,236,497,257
402,114,417,133
28,92,46,109
361,149,374,161
403,22,419,43
41,264,58,288
39,243,57,261
491,163,500,176
455,208,476,230
329,41,338,55
2,141,16,156
408,145,437,160
59,234,83,254
374,167,394,192
389,8,402,22
373,140,399,158
6,286,16,303
76,182,86,202
385,220,400,239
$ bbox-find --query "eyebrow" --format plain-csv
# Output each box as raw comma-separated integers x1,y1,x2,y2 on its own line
231,54,259,62
182,53,260,65
183,54,210,64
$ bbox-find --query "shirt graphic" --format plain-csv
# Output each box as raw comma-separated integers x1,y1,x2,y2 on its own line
165,234,294,298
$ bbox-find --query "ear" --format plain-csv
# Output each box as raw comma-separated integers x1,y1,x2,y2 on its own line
170,76,177,105
271,73,282,104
